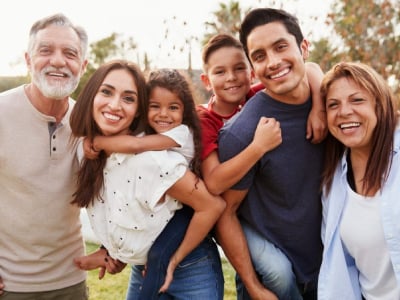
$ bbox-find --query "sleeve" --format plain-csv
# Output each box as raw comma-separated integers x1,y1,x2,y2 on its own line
321,187,329,243
160,125,190,147
197,107,223,161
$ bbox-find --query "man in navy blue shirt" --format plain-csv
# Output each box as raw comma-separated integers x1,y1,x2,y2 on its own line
216,8,325,300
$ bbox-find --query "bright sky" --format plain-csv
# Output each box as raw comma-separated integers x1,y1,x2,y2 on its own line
0,0,331,76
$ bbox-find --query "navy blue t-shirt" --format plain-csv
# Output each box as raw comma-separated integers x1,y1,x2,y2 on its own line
218,91,324,284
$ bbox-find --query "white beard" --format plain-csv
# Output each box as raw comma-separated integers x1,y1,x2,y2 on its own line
32,66,80,100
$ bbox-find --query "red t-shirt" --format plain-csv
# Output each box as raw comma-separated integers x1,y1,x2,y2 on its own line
196,82,264,161
196,100,241,161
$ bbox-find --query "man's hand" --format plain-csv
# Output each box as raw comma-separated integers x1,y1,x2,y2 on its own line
104,255,127,277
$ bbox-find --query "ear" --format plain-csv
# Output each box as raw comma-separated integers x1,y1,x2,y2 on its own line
80,59,89,77
200,73,213,92
25,52,31,70
250,69,255,84
300,39,310,60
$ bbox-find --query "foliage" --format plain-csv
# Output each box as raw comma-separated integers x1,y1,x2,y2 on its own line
0,76,29,93
3,0,399,103
85,242,237,299
311,0,400,94
72,33,138,99
202,1,245,44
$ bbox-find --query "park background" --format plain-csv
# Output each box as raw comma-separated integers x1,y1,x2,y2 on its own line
1,0,399,103
1,0,399,298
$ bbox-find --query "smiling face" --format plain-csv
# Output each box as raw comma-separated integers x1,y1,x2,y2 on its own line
26,24,87,100
202,46,253,107
147,86,184,133
326,77,377,156
93,69,139,136
246,21,309,103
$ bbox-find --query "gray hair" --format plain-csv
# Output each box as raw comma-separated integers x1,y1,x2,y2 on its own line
28,13,88,60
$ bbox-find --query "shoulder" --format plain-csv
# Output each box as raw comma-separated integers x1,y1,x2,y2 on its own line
246,82,264,100
161,124,190,142
196,103,216,120
0,85,24,103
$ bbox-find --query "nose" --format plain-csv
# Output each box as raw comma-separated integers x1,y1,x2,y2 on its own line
267,51,281,70
338,102,353,117
107,96,121,110
49,50,67,68
159,106,168,117
226,70,237,81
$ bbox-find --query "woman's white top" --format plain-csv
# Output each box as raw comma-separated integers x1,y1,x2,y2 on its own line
340,185,400,300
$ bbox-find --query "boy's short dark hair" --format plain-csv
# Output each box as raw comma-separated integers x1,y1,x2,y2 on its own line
202,33,245,71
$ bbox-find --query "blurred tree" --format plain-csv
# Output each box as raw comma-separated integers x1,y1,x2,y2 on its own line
0,76,29,93
311,0,400,94
202,1,245,43
308,38,341,73
73,33,137,98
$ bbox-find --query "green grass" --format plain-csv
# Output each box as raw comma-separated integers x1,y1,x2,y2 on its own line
85,242,237,299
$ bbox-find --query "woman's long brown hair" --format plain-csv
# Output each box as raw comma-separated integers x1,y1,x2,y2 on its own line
320,62,399,195
69,60,147,207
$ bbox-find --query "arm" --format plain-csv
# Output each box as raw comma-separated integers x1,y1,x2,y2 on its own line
215,189,277,300
202,116,282,195
0,276,3,295
158,170,226,292
91,134,179,156
74,247,126,279
305,61,327,144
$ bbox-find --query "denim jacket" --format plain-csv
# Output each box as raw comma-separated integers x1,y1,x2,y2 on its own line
318,127,400,300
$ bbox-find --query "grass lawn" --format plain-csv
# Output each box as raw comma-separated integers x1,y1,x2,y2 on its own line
85,242,237,299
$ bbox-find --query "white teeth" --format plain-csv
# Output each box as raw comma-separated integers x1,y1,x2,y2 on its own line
104,112,120,121
339,122,360,129
156,121,170,126
270,68,289,79
48,72,65,77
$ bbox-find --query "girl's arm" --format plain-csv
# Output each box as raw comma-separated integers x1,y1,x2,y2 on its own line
305,61,327,144
90,134,179,156
202,116,282,195
158,170,226,292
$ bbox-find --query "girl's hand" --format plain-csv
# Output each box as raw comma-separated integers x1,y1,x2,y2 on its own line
83,137,100,160
158,256,179,293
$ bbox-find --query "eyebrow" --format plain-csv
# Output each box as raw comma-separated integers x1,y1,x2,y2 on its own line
101,83,138,95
